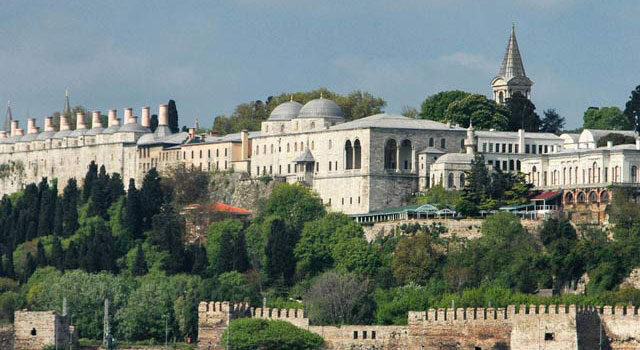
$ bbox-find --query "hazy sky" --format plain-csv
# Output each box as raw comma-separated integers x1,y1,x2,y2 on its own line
1,0,639,129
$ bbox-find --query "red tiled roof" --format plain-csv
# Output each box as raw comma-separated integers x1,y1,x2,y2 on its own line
531,191,560,201
182,202,252,215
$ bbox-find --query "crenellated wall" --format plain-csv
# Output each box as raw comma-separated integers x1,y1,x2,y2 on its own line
199,301,640,350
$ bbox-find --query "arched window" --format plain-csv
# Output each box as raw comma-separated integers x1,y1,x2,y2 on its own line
632,166,638,183
399,139,412,170
460,139,464,149
516,160,521,171
592,162,598,183
498,91,504,104
429,138,434,147
565,192,574,204
440,138,446,149
577,192,586,203
270,144,274,154
589,191,598,203
532,166,537,185
384,139,397,169
459,173,466,187
294,143,298,152
280,125,285,133
262,145,266,154
354,139,361,169
509,160,514,171
310,122,316,129
447,173,454,188
600,191,609,202
345,140,353,170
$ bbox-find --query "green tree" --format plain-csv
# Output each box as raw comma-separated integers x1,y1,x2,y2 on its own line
264,216,295,285
623,85,640,131
168,99,180,133
444,94,510,130
213,271,259,303
583,106,632,130
150,114,158,132
35,241,47,267
505,91,541,132
539,218,583,289
162,165,209,206
392,231,444,285
223,318,323,350
304,271,373,325
150,203,185,274
263,183,325,235
132,244,148,276
539,108,565,133
124,179,143,240
206,219,249,275
419,90,470,121
140,168,166,230
50,236,64,271
37,179,55,236
82,162,98,203
62,178,79,237
596,133,636,147
332,237,381,278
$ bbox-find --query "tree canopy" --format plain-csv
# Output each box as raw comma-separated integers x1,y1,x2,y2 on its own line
444,94,510,130
419,90,470,121
539,108,565,134
583,106,632,130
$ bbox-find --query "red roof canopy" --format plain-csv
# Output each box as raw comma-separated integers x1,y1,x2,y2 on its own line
531,191,560,201
183,202,252,215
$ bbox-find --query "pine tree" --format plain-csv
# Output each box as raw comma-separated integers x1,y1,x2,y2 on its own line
50,236,64,271
62,178,79,237
125,179,143,240
132,244,148,276
36,240,47,267
168,99,179,133
83,161,98,203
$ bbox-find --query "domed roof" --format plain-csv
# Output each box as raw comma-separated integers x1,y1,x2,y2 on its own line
298,97,344,119
118,123,151,133
36,131,56,140
268,101,303,121
434,152,475,165
85,127,104,136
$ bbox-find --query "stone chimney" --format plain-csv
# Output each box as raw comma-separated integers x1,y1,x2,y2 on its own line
59,115,70,131
108,109,118,127
128,116,138,125
141,107,150,127
0,131,6,139
15,128,24,136
124,108,133,124
10,120,18,137
188,128,196,140
636,138,640,150
518,129,526,154
76,112,87,129
92,111,102,128
27,118,38,134
158,104,168,126
607,141,613,148
241,129,249,160
44,117,54,132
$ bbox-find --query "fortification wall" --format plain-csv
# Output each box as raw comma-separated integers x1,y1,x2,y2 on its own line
14,310,71,350
0,324,14,350
309,325,408,350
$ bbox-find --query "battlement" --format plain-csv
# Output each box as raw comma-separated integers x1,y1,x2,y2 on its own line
198,301,308,328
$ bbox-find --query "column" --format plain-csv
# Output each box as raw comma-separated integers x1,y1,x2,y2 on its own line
411,147,416,173
396,146,400,172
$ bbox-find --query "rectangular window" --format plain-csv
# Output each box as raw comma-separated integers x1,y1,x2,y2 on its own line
539,145,543,154
532,145,537,154
545,333,554,341
488,160,493,166
353,331,358,339
502,160,507,170
371,331,376,339
269,165,272,174
508,144,512,153
525,144,530,153
482,143,487,152
288,164,291,173
256,167,260,175
329,162,332,171
544,145,548,153
515,144,519,153
363,331,367,339
489,143,494,152
502,143,506,153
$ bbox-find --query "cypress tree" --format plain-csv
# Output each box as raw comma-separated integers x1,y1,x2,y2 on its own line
4,253,14,279
83,161,98,203
54,200,64,236
90,167,110,219
109,173,125,203
36,240,47,267
125,179,143,240
264,216,295,285
26,221,37,241
64,241,79,270
62,178,79,237
141,168,165,230
132,244,148,276
150,114,158,132
191,245,208,276
37,179,55,236
23,252,36,282
168,99,179,133
50,236,64,271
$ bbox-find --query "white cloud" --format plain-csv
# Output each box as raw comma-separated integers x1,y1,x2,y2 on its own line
439,52,494,74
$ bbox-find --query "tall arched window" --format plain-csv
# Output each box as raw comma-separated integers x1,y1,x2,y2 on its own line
577,192,586,203
429,138,434,147
589,191,598,203
532,166,537,185
565,192,574,204
399,139,412,170
632,166,638,183
447,173,454,188
498,91,504,104
459,173,466,187
345,140,353,170
592,162,598,183
354,139,362,169
440,138,446,149
384,139,397,170
280,125,285,133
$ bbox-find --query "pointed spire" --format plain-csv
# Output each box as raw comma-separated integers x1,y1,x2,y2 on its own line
194,116,200,130
498,25,527,80
3,100,12,133
63,88,71,116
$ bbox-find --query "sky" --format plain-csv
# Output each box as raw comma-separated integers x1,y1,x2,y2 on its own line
1,0,639,130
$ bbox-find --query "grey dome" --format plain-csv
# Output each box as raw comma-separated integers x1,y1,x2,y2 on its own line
19,133,38,142
69,128,88,137
268,101,302,121
102,125,120,134
36,131,56,140
434,152,474,165
52,129,72,139
85,127,104,136
118,123,151,133
298,97,344,119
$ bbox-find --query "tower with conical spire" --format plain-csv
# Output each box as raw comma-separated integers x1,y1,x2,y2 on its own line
491,24,533,105
63,88,71,116
3,101,11,133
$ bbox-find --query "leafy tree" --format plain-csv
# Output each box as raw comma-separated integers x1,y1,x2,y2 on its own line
392,231,444,285
623,85,640,131
304,271,373,325
419,90,470,121
162,165,209,206
539,218,583,289
213,271,259,303
596,133,636,147
222,318,324,350
206,219,249,275
168,99,180,133
505,91,541,132
132,244,148,276
414,185,460,207
444,94,510,130
332,237,381,278
583,106,632,130
539,108,565,133
263,184,325,235
401,106,418,119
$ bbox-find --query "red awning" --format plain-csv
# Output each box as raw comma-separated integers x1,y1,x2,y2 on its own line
531,191,560,201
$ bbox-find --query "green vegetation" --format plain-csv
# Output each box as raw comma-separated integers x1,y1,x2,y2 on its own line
583,106,632,130
222,318,323,350
596,133,636,147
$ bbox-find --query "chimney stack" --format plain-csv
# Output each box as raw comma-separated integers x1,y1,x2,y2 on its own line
10,120,18,137
44,117,54,132
0,131,6,139
76,112,87,129
124,108,133,124
108,109,118,127
241,129,249,160
636,138,640,150
188,128,196,140
59,115,70,131
92,111,102,128
158,104,168,126
15,128,24,136
607,141,613,148
141,107,150,127
27,118,38,134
